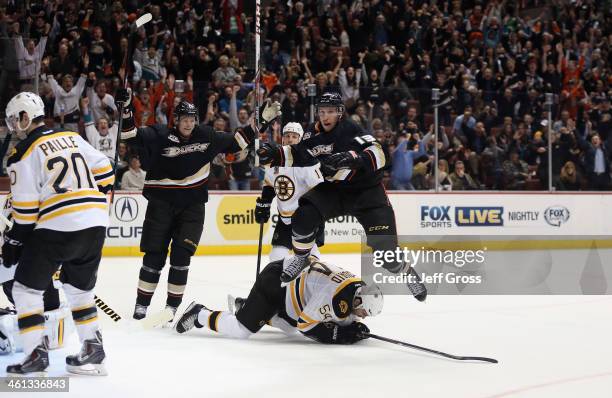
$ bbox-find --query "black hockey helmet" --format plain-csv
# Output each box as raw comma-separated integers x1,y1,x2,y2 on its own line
174,100,199,124
316,91,344,118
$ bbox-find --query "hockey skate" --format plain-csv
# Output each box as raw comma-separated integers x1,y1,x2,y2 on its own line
280,255,311,284
227,295,246,315
133,304,147,320
6,337,49,377
66,330,107,376
175,301,209,334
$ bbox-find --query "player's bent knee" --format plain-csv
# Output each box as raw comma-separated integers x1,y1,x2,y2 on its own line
143,252,168,270
169,245,192,267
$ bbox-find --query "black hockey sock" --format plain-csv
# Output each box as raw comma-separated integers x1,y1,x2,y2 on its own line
167,265,189,308
291,203,322,257
292,230,316,257
137,265,162,307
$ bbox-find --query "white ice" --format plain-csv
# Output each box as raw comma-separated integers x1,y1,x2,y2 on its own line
1,253,612,398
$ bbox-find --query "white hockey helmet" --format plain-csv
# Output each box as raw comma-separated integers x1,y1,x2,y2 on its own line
5,92,45,132
354,283,384,317
282,122,304,139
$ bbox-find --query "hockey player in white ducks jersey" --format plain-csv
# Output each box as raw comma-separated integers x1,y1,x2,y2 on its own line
2,92,113,376
175,258,382,345
255,122,325,262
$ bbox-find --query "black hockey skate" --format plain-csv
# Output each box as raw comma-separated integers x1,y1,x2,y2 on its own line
133,304,147,320
66,330,107,376
175,301,209,334
280,255,311,284
6,337,49,376
406,266,427,302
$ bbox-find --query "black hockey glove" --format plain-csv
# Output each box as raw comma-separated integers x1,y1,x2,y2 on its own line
324,151,362,171
256,142,282,166
319,161,337,178
2,236,22,268
115,88,132,109
336,322,370,344
255,197,272,224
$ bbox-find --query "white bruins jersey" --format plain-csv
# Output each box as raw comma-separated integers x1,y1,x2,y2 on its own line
7,127,114,233
284,259,363,333
264,164,323,224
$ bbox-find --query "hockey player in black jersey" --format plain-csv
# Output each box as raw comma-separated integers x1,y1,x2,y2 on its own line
115,89,281,320
257,92,426,301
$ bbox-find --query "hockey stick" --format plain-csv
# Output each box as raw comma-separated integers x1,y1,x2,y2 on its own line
109,12,153,208
94,294,173,330
254,0,261,168
366,333,498,363
256,222,264,277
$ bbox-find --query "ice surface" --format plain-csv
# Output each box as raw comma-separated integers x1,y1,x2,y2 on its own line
1,253,611,398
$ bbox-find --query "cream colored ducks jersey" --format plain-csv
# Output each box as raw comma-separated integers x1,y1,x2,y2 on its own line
264,164,323,225
284,259,363,333
7,127,114,233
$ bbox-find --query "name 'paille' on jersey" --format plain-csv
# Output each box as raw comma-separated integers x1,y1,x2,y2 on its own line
264,164,323,224
7,127,114,232
284,259,362,332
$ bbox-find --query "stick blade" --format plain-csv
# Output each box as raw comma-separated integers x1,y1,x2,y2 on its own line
138,308,174,330
458,356,499,364
135,13,153,28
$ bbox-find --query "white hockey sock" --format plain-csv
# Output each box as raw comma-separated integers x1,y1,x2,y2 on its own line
196,309,252,339
269,246,290,262
63,284,99,343
13,281,45,355
268,315,298,336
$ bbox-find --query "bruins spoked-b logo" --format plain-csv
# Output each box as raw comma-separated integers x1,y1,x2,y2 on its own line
274,176,295,201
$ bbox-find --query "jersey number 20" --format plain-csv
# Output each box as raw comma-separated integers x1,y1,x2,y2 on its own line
47,153,95,193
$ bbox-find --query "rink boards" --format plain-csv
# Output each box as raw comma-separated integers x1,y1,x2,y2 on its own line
1,191,611,256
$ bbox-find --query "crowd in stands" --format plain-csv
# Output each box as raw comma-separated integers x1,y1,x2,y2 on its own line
0,0,610,191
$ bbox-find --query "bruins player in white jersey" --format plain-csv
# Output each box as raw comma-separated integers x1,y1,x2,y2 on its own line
255,122,325,262
2,92,114,376
175,259,382,345
0,195,75,356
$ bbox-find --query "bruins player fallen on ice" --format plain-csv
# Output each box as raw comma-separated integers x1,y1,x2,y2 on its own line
175,259,382,344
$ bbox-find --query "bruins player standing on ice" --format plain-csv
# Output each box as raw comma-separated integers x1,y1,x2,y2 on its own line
255,122,325,262
115,89,281,320
175,259,382,344
257,92,426,301
3,92,114,376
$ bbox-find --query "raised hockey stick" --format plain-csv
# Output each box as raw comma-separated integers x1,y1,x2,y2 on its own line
254,0,261,168
109,12,153,208
366,333,498,363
